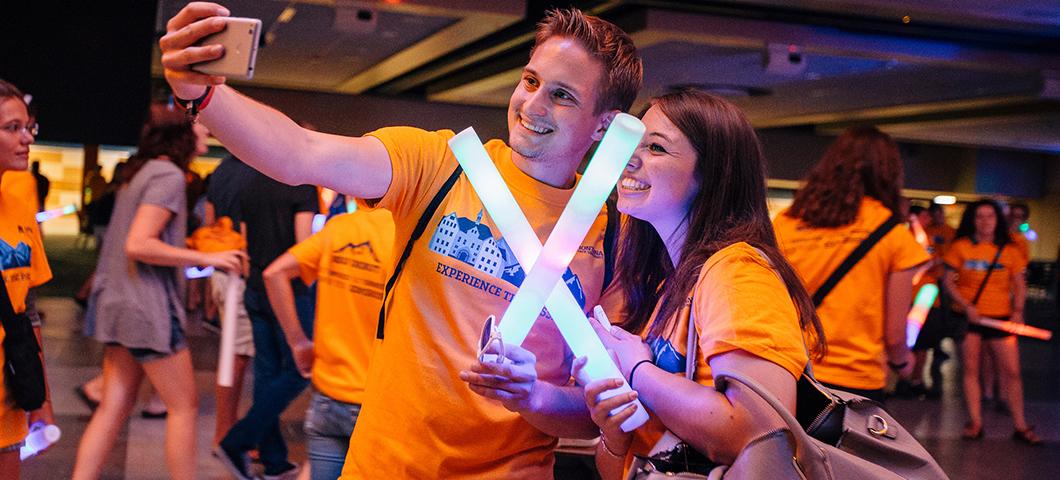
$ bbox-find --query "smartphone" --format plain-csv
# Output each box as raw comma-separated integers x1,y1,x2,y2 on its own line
192,17,261,80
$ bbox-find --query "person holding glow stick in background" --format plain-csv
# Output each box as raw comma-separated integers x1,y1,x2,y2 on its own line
159,3,642,478
942,199,1041,445
578,89,825,477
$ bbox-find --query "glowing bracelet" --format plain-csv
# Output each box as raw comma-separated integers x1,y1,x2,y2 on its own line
905,283,939,348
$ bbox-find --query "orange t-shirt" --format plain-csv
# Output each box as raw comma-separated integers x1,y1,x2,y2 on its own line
920,223,955,285
773,198,930,390
1010,233,1030,263
942,237,1026,318
627,242,808,461
0,173,53,447
341,127,610,479
287,209,394,405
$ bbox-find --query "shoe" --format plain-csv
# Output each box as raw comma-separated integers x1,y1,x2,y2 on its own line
74,384,100,411
214,445,256,480
1013,427,1043,446
141,408,168,419
961,422,983,440
263,464,300,480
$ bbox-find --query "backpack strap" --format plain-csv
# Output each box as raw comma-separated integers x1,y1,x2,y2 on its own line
812,214,902,307
376,165,463,340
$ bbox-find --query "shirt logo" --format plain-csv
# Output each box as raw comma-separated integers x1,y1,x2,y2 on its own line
963,259,1005,272
429,209,587,308
0,240,32,270
648,335,686,375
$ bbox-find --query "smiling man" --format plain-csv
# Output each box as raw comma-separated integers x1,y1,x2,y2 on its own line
160,4,641,478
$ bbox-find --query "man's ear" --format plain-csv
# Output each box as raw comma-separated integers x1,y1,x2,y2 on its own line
592,110,620,142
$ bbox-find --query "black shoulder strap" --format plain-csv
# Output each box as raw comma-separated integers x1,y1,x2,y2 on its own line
812,214,902,307
601,194,618,294
376,165,463,340
0,271,19,328
970,243,1005,306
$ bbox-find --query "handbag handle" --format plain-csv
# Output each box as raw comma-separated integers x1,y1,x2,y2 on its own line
715,372,829,470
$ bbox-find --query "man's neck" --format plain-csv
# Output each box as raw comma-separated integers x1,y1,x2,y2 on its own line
511,151,578,189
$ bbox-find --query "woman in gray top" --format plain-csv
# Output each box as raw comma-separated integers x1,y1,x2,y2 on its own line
73,109,245,480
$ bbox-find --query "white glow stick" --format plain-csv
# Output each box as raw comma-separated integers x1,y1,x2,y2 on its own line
594,305,612,332
185,266,215,279
449,113,649,432
500,113,643,345
906,283,939,347
977,317,1052,340
35,204,77,223
217,273,240,386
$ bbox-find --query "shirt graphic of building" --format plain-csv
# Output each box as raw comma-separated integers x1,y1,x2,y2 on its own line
428,210,587,308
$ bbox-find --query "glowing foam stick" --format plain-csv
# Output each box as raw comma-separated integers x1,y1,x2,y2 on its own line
20,422,60,461
501,113,643,345
35,204,77,223
977,317,1052,340
449,113,649,432
217,273,241,386
185,266,215,279
906,283,939,348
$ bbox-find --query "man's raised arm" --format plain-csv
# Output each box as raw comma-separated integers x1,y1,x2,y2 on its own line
159,2,392,199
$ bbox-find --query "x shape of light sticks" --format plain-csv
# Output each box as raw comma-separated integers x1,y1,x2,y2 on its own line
449,113,649,431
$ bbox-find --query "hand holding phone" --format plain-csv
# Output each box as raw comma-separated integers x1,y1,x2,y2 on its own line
191,17,262,80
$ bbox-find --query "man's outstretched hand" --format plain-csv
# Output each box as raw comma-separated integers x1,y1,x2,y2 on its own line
159,2,232,99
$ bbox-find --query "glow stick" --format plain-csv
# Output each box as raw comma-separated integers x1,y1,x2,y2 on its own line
217,272,240,386
35,204,77,223
500,113,644,345
185,266,215,279
449,113,649,432
906,283,939,347
977,317,1052,340
20,422,60,460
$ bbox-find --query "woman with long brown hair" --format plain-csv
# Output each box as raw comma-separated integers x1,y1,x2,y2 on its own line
73,108,245,480
944,199,1039,444
773,127,929,401
578,88,824,477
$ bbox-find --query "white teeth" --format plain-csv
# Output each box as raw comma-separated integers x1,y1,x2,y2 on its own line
520,117,552,134
621,177,650,191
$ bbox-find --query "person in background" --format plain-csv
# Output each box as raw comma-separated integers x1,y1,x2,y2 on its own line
0,78,54,479
202,154,257,452
263,203,394,480
572,89,823,478
214,166,318,480
773,127,929,402
901,204,947,399
29,160,48,212
944,199,1040,445
72,108,245,480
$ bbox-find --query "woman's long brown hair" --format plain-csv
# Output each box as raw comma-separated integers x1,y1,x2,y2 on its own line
786,126,903,227
615,89,825,357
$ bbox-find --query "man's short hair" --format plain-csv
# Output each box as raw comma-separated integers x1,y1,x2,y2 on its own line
533,8,642,114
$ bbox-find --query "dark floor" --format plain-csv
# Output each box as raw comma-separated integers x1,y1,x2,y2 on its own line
21,235,1060,478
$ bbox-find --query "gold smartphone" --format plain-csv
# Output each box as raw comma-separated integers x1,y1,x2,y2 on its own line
192,17,261,80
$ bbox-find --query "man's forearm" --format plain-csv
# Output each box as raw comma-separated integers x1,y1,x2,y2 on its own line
521,382,597,439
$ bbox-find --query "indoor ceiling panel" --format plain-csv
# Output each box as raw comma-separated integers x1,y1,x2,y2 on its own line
869,112,1060,154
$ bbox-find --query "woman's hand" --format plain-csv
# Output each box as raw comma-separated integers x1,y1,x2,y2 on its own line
201,249,247,274
965,305,980,325
589,307,652,380
1010,310,1024,325
575,357,637,456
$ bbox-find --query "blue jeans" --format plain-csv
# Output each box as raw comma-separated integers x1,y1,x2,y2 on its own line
304,391,360,480
221,286,315,474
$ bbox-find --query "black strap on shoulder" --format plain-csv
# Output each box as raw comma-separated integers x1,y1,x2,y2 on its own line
812,214,902,307
970,243,1005,306
376,165,463,340
601,194,618,294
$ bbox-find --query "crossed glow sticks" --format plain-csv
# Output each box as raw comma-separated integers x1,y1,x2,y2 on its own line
449,113,649,432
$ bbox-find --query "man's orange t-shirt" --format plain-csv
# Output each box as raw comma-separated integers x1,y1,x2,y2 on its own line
287,209,394,404
341,127,610,479
773,198,929,390
943,237,1026,318
0,172,52,447
626,243,808,465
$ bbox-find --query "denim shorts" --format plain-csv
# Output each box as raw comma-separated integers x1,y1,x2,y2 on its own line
108,305,187,363
0,440,22,452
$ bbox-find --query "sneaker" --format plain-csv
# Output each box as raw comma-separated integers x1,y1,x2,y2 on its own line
214,445,257,480
263,463,299,480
